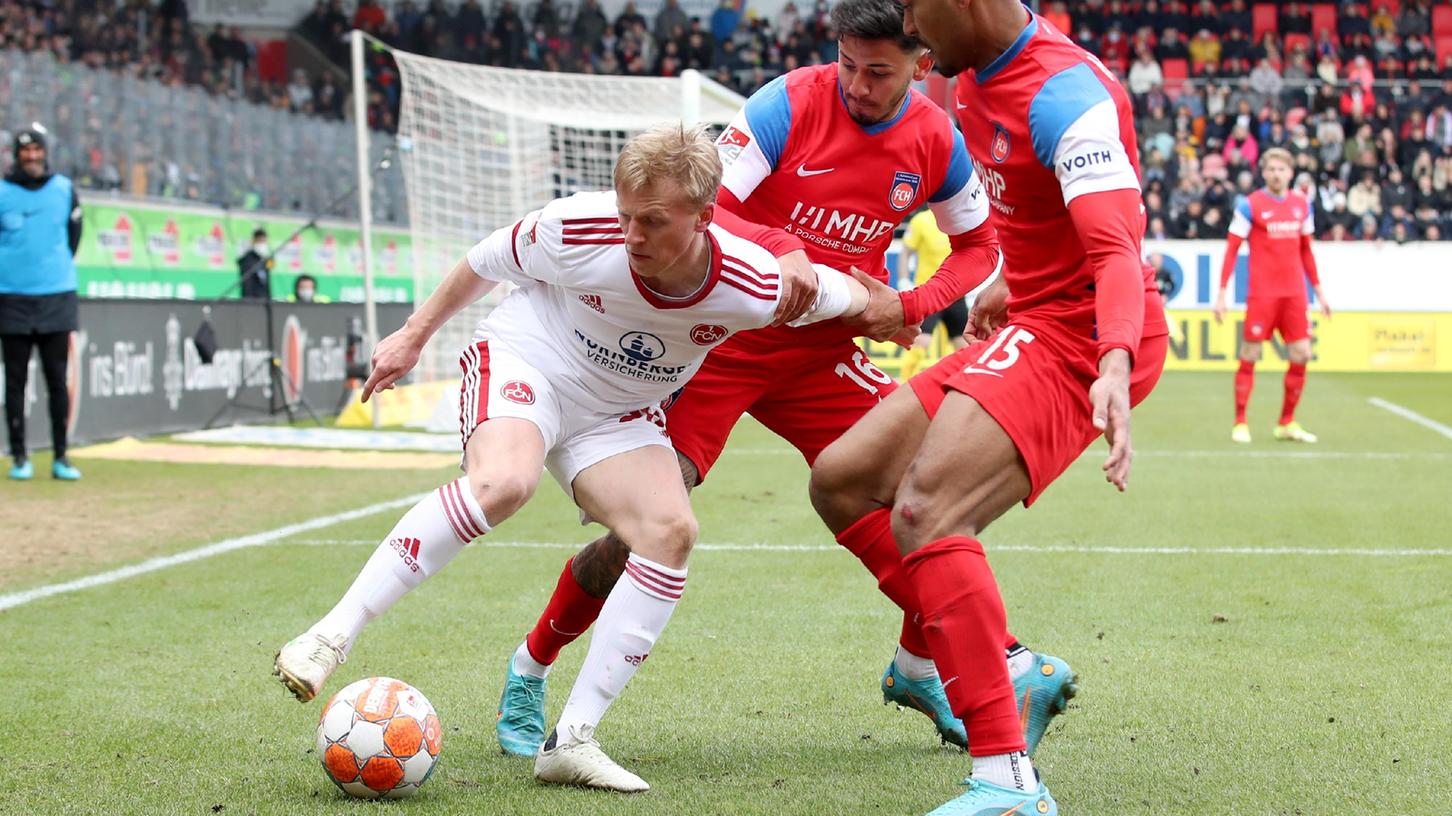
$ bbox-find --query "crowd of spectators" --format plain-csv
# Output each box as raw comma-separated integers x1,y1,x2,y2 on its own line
6,0,1452,240
1,0,350,119
1051,0,1452,241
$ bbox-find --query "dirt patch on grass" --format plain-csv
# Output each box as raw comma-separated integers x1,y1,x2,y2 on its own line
0,457,452,593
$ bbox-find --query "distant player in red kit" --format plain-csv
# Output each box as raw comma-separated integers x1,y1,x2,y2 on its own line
1214,147,1331,444
808,0,1170,812
495,0,1076,763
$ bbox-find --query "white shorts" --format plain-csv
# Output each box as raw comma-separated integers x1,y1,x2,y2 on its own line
457,340,673,498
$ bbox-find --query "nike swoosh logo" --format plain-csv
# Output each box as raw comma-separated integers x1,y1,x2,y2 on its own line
548,618,585,637
958,367,1005,378
796,163,834,177
955,101,968,110
941,676,959,690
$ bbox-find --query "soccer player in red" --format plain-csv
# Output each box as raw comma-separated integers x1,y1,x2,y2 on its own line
809,0,1171,812
495,0,1075,761
1214,147,1332,444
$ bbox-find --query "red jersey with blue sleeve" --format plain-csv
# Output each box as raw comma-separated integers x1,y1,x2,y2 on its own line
953,13,1167,360
715,63,998,336
1221,188,1319,299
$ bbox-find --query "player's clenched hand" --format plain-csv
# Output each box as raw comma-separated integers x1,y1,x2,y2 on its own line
1090,348,1134,492
770,250,819,326
843,266,907,341
361,326,425,403
968,274,1009,340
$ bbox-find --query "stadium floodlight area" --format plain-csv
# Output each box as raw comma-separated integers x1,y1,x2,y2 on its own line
374,38,746,386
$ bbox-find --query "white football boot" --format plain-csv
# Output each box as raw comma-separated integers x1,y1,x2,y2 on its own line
273,632,347,702
534,725,649,792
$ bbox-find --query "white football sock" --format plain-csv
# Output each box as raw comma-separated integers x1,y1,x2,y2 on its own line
893,644,939,681
553,553,686,737
512,641,551,679
973,751,1036,791
1006,645,1035,680
311,477,490,653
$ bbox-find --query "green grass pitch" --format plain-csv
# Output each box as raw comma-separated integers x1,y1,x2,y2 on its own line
1,371,1449,814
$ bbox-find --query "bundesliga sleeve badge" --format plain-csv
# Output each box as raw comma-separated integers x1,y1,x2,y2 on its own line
717,126,751,163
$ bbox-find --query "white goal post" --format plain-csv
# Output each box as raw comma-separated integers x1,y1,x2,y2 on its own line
354,32,748,404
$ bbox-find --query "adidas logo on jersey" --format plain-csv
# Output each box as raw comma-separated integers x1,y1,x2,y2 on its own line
579,293,605,313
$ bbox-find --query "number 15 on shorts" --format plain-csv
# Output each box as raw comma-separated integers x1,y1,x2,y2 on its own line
967,326,1036,377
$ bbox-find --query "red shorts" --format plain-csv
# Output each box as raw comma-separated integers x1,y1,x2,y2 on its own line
1243,296,1309,344
909,318,1168,506
667,331,897,482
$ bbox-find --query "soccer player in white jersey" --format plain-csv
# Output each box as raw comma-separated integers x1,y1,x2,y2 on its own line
272,125,870,792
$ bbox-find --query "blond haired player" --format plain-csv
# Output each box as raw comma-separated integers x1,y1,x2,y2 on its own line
272,125,871,792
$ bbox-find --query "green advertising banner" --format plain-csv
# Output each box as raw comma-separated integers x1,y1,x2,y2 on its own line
75,200,416,303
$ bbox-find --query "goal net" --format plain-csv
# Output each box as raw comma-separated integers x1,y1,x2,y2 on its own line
387,48,747,392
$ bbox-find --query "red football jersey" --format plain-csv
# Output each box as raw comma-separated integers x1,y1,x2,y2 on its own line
1228,188,1316,299
953,13,1166,340
715,63,991,341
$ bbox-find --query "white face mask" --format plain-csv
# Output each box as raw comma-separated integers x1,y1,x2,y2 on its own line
254,242,270,255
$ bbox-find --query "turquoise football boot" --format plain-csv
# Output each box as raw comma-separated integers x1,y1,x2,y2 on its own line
882,660,968,749
1014,653,1078,756
9,458,33,480
924,778,1057,816
496,657,548,757
51,458,82,481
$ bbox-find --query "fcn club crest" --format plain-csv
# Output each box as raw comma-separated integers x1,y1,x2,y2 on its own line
991,122,1012,163
889,171,921,211
689,323,727,345
500,380,536,404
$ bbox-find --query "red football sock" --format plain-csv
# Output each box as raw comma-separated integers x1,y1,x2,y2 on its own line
1281,362,1306,424
524,557,606,665
836,508,930,657
1234,359,1255,424
903,536,1025,756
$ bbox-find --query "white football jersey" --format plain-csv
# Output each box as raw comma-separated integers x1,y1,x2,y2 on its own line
465,190,841,411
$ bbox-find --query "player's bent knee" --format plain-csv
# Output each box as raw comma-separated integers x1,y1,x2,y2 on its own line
466,472,538,522
1288,342,1312,364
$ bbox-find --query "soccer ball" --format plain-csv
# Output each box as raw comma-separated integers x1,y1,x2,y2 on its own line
315,677,442,799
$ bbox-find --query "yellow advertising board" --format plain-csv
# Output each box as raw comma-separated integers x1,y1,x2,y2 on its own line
863,311,1452,374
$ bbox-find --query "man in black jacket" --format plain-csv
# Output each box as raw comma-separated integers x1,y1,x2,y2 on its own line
237,227,273,300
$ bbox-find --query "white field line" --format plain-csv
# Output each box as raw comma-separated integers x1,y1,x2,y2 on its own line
7,504,1451,614
0,493,429,613
288,539,1452,558
1369,397,1452,441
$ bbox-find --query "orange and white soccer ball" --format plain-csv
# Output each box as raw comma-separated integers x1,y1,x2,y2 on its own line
315,677,442,799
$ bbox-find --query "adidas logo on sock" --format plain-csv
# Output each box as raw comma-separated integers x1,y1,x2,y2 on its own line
389,537,422,573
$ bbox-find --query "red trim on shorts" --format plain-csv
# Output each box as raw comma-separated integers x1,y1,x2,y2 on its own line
458,341,492,451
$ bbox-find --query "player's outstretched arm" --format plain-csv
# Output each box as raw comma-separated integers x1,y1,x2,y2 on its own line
712,193,817,326
361,254,499,402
